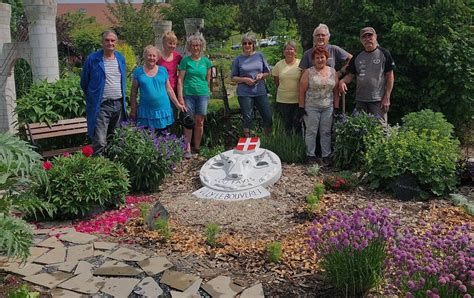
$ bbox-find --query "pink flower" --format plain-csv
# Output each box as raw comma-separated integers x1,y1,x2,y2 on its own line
42,160,53,170
62,152,71,157
82,145,94,157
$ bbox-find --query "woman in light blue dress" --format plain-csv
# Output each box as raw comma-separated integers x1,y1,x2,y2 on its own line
130,45,186,132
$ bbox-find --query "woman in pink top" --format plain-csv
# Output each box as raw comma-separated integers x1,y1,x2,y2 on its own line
157,31,183,95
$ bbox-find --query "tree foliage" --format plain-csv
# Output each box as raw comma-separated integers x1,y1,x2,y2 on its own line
106,0,162,57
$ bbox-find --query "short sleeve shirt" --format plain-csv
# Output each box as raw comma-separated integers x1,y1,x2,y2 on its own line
178,56,212,96
131,66,169,107
299,44,351,70
346,46,395,102
272,59,301,104
231,52,270,97
157,50,182,91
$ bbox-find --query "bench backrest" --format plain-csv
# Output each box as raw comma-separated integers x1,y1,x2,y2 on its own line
26,117,87,141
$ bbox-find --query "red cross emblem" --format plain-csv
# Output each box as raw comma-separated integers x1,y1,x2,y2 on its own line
235,137,260,152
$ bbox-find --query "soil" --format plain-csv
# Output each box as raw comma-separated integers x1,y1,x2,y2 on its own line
123,156,474,297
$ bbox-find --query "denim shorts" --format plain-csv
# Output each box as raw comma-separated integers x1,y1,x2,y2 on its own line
184,95,209,117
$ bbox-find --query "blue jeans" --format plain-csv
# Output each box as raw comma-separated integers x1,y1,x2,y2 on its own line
184,95,209,117
304,105,333,158
238,95,273,129
92,99,124,156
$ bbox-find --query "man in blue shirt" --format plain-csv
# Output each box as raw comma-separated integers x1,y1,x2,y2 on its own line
80,30,127,155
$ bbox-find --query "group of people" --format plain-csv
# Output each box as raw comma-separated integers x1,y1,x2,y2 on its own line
80,24,395,166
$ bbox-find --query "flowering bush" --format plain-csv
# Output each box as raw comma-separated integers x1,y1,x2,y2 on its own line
333,112,384,170
107,122,185,192
385,224,473,297
323,171,358,191
308,207,397,296
35,150,130,218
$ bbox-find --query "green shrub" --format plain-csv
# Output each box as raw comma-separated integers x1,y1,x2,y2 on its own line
200,145,225,159
401,109,455,139
323,171,359,192
307,164,320,177
154,218,172,241
15,74,85,127
313,182,325,198
138,203,151,219
266,241,283,263
203,111,241,149
205,223,221,247
306,194,319,214
108,122,185,192
334,113,384,170
8,284,39,298
364,128,461,196
261,116,306,163
36,151,130,218
1,133,54,261
116,42,137,77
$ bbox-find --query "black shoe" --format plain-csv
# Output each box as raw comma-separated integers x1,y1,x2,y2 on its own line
306,156,318,165
322,156,332,167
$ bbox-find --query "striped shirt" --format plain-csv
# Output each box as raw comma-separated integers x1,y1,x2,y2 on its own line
102,57,122,101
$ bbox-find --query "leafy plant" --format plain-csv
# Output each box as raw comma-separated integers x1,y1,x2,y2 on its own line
116,42,137,77
306,194,319,214
15,74,85,127
333,112,384,170
107,122,185,192
154,218,172,242
307,164,320,177
323,171,358,192
401,109,455,140
309,207,396,296
364,128,461,196
8,284,40,298
205,222,221,247
385,224,473,297
313,182,325,198
35,150,130,218
261,116,306,163
138,203,151,220
199,145,225,159
1,133,54,261
266,241,283,263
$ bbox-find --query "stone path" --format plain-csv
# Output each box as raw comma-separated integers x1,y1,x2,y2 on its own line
0,228,264,297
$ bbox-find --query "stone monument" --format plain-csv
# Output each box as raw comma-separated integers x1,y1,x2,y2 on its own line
193,138,282,201
0,0,60,133
153,20,172,51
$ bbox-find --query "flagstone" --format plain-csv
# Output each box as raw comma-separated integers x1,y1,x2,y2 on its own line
240,283,265,298
170,291,201,298
137,256,173,276
37,220,72,228
93,241,117,250
93,260,142,276
184,278,203,294
33,246,66,265
50,288,88,298
108,247,148,262
100,277,140,298
26,247,50,262
134,277,163,298
58,272,105,295
93,250,109,257
160,270,200,291
55,260,79,273
36,236,64,248
74,261,93,275
23,271,73,289
33,228,52,235
4,262,43,276
49,227,76,236
66,244,94,262
201,276,244,297
59,232,97,244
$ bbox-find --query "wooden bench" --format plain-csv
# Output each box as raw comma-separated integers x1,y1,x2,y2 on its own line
25,117,88,158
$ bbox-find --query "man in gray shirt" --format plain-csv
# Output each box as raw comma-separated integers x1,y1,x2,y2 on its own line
339,27,395,122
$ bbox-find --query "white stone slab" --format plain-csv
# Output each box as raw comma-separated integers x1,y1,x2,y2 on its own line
108,247,148,262
100,277,140,298
193,186,270,200
23,271,73,289
134,277,163,297
60,232,97,244
137,256,173,276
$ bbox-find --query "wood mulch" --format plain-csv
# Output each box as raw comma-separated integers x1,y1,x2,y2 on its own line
123,157,473,296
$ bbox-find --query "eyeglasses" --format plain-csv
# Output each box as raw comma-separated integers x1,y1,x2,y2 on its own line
242,42,253,45
362,33,374,39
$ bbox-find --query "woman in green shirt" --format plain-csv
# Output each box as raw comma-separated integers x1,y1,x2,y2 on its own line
177,35,213,159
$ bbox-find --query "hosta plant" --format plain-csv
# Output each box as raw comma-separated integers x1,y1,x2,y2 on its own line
308,207,397,296
108,122,185,192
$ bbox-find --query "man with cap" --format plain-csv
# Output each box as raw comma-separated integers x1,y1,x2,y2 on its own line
339,27,395,123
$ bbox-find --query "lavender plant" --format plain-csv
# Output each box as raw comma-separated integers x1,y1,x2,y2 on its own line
108,122,186,192
308,207,397,296
385,224,473,298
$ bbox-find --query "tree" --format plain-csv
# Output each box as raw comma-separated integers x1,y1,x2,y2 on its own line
106,0,162,57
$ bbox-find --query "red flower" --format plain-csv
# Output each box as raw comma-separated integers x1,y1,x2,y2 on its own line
42,160,53,170
82,145,94,157
62,152,71,157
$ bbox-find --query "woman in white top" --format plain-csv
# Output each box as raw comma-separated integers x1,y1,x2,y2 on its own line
299,46,340,166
